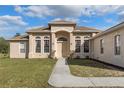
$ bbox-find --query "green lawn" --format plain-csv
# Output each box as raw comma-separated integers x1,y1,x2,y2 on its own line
68,59,124,77
0,58,56,88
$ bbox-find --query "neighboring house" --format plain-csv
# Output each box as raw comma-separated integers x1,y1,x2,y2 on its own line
9,20,100,59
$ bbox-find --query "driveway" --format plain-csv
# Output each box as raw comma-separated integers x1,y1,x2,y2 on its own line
48,58,124,87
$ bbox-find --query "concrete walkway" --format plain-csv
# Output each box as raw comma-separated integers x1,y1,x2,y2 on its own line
48,58,124,87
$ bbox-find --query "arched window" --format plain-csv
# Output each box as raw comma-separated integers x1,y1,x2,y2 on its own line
44,36,49,40
75,36,81,53
57,37,67,41
35,36,41,53
75,36,81,40
44,36,50,53
35,36,41,40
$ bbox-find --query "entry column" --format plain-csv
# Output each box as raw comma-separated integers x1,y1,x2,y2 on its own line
51,32,56,58
29,34,34,58
70,32,74,55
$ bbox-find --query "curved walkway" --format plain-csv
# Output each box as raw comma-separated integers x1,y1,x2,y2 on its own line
48,58,124,87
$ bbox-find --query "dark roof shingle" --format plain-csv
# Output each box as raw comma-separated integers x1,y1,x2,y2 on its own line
74,26,101,32
9,34,29,41
27,27,50,33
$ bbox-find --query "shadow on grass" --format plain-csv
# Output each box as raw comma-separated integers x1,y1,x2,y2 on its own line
67,58,124,72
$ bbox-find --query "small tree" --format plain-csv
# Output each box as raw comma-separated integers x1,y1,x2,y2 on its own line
0,37,9,56
14,33,20,37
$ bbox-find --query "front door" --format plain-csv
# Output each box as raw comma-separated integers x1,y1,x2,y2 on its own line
57,42,62,58
62,41,68,57
57,41,68,58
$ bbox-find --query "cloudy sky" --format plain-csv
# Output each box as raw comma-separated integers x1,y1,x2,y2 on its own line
0,5,124,39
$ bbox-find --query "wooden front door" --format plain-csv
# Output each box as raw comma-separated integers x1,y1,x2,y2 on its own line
62,41,68,57
57,42,62,58
57,41,68,58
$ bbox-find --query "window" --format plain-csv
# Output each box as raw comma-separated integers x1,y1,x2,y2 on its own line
44,36,50,53
57,37,67,41
35,36,40,39
75,36,81,53
115,35,120,55
35,36,41,53
100,39,104,54
20,42,26,53
75,36,80,39
84,40,89,53
75,40,81,53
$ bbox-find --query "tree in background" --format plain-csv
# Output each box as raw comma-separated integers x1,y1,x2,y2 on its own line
14,33,20,37
0,37,9,55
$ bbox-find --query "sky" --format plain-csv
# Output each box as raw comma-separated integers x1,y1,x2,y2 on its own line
0,5,124,39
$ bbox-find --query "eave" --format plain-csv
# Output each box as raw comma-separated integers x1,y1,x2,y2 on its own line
91,21,124,39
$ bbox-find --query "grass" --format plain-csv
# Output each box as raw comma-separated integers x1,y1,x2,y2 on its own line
0,57,56,88
68,59,124,77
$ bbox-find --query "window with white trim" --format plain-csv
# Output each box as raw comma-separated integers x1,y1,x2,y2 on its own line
75,36,81,53
44,36,50,53
20,42,26,53
84,40,89,53
114,35,120,55
35,36,41,53
84,35,90,53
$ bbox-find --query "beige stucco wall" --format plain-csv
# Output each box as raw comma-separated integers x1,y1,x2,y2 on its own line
91,27,124,67
9,33,93,59
28,25,74,58
10,41,28,58
53,31,93,58
9,24,97,59
50,25,74,58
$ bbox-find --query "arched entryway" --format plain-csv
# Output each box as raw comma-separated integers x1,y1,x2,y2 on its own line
57,37,68,58
55,31,70,58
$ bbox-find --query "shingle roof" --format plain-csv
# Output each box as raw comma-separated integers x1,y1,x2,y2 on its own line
74,26,101,32
27,27,50,33
26,25,101,33
8,34,29,41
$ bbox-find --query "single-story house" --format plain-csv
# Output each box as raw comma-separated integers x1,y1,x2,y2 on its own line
9,20,124,67
9,20,100,59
